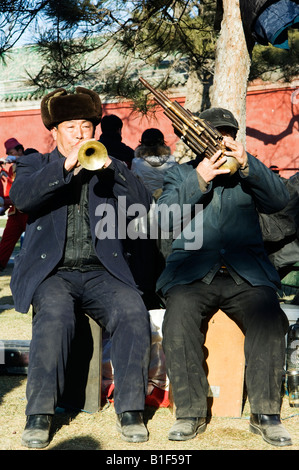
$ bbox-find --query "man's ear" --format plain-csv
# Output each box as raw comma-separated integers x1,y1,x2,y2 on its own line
50,126,58,142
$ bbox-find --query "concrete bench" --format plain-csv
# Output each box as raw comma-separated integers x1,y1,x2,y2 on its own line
201,310,245,417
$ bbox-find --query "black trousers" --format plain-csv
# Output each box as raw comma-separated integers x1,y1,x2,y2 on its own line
26,269,151,416
162,272,289,418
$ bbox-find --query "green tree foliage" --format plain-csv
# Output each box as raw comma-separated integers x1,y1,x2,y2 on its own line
250,29,299,83
0,1,297,105
0,0,218,101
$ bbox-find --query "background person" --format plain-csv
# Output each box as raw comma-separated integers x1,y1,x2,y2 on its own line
129,128,178,308
132,128,177,196
0,138,28,270
99,114,134,168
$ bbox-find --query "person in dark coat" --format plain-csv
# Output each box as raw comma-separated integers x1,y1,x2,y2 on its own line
9,87,152,448
156,107,293,447
99,114,135,168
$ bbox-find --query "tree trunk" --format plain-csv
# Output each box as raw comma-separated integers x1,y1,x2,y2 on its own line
211,0,251,146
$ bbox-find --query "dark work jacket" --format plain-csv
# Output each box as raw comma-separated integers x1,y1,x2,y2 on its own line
99,133,134,168
9,149,152,313
239,0,298,50
156,153,290,296
217,0,269,50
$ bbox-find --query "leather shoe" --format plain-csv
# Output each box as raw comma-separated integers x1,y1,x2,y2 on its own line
249,414,292,447
22,414,52,449
168,417,207,441
116,411,149,443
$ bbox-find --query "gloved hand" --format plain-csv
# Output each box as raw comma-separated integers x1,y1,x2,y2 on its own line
5,156,16,163
0,170,9,179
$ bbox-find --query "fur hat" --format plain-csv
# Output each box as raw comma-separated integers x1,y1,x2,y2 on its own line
41,87,102,130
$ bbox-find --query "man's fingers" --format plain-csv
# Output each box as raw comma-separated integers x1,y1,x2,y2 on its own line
214,155,227,168
209,150,222,164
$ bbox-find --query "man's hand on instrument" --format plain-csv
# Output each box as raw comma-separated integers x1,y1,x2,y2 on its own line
222,136,248,169
196,150,231,183
64,139,88,173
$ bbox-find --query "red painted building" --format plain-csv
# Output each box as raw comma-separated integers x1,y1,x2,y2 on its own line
0,45,298,178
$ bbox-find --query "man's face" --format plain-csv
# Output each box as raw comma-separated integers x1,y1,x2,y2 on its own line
51,119,95,156
6,147,22,157
218,126,237,139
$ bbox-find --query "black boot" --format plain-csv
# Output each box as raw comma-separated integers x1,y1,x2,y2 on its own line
116,411,148,443
249,414,292,447
21,414,52,449
168,417,207,441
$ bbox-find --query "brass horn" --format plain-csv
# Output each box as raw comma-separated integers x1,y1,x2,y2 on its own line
78,140,108,170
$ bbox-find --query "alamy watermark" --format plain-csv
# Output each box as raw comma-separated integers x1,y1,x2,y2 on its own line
94,196,203,251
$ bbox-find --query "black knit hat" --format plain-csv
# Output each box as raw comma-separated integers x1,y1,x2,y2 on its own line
41,87,102,130
199,107,239,130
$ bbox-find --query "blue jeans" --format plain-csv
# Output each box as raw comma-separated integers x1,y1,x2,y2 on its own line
26,269,151,415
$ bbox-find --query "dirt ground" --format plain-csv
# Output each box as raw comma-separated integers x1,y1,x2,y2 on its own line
0,263,298,452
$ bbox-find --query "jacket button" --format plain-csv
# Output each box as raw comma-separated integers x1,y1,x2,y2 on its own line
112,252,118,257
37,226,42,231
41,253,47,259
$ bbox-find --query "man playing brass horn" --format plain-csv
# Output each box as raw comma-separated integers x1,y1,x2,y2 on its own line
157,107,293,446
9,87,152,448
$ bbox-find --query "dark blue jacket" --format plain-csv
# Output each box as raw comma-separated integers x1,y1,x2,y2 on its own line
156,153,290,296
9,149,152,313
239,0,298,50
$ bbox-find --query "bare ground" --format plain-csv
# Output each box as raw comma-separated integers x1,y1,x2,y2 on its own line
0,264,298,452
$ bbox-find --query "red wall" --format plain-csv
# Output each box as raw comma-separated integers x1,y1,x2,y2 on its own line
0,87,298,178
0,109,54,156
246,87,299,178
0,100,181,157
